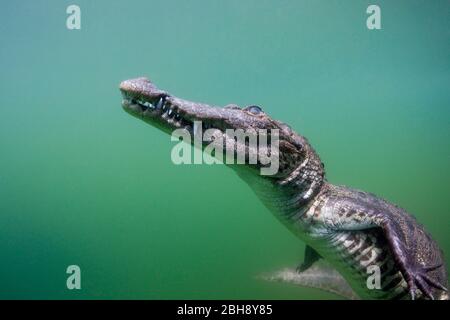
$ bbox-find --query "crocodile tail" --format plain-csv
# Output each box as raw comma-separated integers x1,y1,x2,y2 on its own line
259,261,359,300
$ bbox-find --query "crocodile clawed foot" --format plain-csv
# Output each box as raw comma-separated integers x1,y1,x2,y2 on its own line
405,263,448,300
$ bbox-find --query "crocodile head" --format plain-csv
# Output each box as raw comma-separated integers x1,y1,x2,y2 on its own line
120,77,325,213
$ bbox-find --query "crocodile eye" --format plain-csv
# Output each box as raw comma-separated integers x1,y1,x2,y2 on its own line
245,105,263,115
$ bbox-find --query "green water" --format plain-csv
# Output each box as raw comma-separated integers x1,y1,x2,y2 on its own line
0,1,448,299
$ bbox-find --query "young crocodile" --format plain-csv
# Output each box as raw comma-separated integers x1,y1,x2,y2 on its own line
119,77,448,300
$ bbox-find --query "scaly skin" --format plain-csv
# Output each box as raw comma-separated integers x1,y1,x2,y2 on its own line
119,77,448,300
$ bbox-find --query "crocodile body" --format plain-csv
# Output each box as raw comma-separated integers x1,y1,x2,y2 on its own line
119,77,448,299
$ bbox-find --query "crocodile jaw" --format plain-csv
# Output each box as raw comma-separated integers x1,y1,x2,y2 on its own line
120,77,324,183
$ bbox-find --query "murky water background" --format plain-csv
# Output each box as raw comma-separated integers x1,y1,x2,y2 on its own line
0,1,448,299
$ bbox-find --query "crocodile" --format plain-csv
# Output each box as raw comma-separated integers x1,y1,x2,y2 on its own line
119,77,448,300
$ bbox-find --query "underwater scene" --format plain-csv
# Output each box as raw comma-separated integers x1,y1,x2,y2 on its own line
0,1,449,299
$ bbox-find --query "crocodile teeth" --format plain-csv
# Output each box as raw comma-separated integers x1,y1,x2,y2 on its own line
168,109,173,116
156,97,164,109
136,100,154,109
